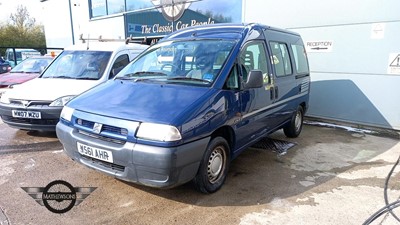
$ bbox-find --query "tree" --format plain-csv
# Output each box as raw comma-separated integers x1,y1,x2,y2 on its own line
0,5,46,56
10,5,36,34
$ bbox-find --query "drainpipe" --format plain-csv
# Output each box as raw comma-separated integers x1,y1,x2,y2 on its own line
68,0,75,44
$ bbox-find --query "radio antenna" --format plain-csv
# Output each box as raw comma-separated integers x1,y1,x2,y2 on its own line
87,34,90,50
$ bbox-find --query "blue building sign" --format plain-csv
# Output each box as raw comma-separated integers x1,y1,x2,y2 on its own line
125,0,242,37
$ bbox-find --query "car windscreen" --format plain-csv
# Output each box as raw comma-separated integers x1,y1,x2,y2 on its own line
115,40,236,86
41,50,112,80
11,57,53,73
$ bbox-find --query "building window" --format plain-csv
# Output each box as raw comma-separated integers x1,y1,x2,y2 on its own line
126,0,152,11
91,0,107,18
90,0,155,18
107,0,125,14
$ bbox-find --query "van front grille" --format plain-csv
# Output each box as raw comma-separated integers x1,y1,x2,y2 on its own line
81,155,125,172
1,115,58,125
76,118,128,137
77,130,126,145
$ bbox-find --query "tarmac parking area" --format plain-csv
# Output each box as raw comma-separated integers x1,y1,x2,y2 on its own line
0,119,400,225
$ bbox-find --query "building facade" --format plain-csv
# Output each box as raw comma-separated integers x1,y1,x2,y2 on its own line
41,0,400,130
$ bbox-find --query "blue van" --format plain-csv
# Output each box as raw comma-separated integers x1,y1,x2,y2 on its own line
56,23,310,193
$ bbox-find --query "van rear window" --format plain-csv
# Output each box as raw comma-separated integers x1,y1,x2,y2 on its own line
291,44,309,74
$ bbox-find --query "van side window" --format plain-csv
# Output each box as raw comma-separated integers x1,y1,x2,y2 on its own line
239,42,269,84
110,54,130,79
8,51,14,61
270,42,292,76
224,65,239,90
291,44,309,74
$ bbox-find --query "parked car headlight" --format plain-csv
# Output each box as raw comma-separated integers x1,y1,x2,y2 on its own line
49,95,75,107
60,106,74,122
136,123,182,141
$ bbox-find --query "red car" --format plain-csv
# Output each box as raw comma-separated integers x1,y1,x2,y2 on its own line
0,56,54,89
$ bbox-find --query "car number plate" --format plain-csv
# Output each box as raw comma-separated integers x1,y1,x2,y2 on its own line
11,110,41,119
77,142,114,163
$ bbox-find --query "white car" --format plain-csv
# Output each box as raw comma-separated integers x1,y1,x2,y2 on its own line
0,41,148,131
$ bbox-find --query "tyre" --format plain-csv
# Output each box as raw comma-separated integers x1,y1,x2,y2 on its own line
193,137,230,194
283,105,304,138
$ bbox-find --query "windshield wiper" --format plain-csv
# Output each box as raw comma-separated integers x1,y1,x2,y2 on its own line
115,76,136,80
115,77,153,83
132,71,167,76
75,77,98,80
43,75,74,79
167,77,211,84
117,71,168,79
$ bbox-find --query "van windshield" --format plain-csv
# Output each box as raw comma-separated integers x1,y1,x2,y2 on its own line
41,50,112,80
116,40,236,86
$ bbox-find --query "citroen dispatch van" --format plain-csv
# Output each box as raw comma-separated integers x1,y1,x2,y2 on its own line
0,41,148,131
56,23,310,193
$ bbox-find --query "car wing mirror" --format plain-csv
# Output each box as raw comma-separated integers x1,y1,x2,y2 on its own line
244,70,263,89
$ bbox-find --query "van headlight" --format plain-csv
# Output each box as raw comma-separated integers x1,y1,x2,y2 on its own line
60,106,74,122
136,123,182,142
49,95,75,107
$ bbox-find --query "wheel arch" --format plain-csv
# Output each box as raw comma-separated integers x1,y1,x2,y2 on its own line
300,101,307,113
210,125,236,156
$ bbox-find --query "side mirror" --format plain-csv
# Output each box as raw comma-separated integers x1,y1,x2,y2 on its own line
244,70,263,89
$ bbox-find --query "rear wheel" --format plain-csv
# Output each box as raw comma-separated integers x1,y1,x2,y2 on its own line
283,106,304,138
193,137,230,194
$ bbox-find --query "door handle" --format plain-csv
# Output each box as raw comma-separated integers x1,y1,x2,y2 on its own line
270,86,274,100
275,86,279,99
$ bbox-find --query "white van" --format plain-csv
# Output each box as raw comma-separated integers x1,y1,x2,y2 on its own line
5,48,41,67
0,41,148,131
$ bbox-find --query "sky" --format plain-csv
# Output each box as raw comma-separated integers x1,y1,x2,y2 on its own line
0,0,44,25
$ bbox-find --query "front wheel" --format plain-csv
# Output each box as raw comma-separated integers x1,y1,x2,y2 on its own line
193,137,230,194
283,106,304,138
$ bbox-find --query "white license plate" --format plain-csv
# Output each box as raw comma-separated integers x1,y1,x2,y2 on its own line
77,142,114,163
12,110,41,119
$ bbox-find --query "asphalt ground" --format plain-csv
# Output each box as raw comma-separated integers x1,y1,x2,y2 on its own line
0,119,400,225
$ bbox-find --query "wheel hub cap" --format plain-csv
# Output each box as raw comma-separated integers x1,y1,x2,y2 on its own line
207,147,225,183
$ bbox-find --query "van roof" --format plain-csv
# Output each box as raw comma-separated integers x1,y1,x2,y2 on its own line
7,48,39,52
64,41,148,52
162,23,300,41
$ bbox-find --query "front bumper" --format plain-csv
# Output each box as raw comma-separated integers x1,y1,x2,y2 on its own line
56,121,210,188
0,102,62,131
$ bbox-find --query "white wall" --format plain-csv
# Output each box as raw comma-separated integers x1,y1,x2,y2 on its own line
78,15,126,40
42,0,126,47
41,0,73,48
243,0,399,28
